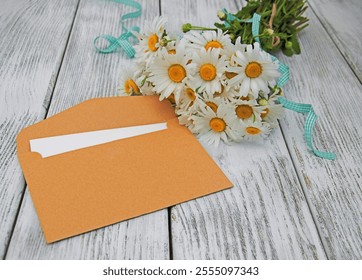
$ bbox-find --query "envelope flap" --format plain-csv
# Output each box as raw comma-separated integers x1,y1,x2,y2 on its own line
17,96,176,146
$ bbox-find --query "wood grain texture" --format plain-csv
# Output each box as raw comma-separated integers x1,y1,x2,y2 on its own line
0,0,79,259
278,7,362,259
308,0,362,83
6,0,169,260
162,0,326,259
3,0,361,260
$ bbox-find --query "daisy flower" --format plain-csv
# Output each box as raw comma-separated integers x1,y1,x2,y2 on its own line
228,43,280,98
192,102,239,146
148,42,195,102
118,66,141,96
259,104,284,127
184,30,232,55
232,99,264,122
198,93,223,114
134,17,168,65
190,48,228,95
240,120,271,141
177,83,201,110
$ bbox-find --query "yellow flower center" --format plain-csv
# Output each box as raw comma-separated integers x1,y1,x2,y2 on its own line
225,71,237,79
186,88,196,101
241,96,250,101
148,34,159,52
205,40,223,50
261,108,269,119
200,63,217,81
124,79,140,94
236,105,253,119
206,101,218,113
245,62,262,78
246,126,261,135
168,49,176,54
168,64,186,82
209,118,226,132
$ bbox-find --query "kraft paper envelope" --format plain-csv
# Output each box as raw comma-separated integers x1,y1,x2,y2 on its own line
16,96,233,243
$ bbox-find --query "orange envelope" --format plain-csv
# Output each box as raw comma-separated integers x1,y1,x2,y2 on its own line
16,96,233,243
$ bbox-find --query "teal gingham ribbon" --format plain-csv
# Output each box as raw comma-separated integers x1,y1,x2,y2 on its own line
223,9,261,43
277,97,336,160
223,9,335,159
94,0,142,57
223,10,289,87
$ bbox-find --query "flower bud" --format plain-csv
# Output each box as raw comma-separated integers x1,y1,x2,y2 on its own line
159,38,168,47
217,10,227,20
285,41,293,49
182,23,192,33
266,28,274,35
258,99,268,106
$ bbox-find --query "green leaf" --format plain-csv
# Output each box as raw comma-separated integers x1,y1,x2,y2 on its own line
282,47,294,56
290,34,301,54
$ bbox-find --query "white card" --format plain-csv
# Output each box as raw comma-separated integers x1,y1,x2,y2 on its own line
30,122,168,158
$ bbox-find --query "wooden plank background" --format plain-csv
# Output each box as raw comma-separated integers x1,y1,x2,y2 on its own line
279,6,362,259
309,0,362,83
0,0,80,259
1,0,361,259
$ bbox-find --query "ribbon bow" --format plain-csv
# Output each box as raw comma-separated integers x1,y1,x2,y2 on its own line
93,0,142,57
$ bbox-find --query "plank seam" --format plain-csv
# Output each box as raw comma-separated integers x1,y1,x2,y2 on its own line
3,0,82,260
308,1,361,84
41,0,82,118
2,184,27,260
233,0,328,259
278,123,329,259
159,0,172,260
168,208,174,260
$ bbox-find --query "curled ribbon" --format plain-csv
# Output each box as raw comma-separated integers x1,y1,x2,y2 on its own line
277,97,336,160
94,0,142,57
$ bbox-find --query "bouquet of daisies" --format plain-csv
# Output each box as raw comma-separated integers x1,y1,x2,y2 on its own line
118,17,284,146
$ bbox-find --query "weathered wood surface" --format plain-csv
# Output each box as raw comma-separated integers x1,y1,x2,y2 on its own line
0,0,79,259
1,0,361,260
278,7,362,259
309,0,362,83
163,0,326,259
6,0,169,260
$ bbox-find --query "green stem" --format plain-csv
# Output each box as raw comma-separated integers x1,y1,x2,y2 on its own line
182,23,217,33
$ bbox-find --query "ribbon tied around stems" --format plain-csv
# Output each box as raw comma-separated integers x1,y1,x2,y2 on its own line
222,8,335,159
94,0,142,57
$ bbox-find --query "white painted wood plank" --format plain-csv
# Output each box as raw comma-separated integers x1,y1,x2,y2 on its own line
6,0,169,259
162,0,326,259
0,0,79,259
308,0,362,83
278,7,362,259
